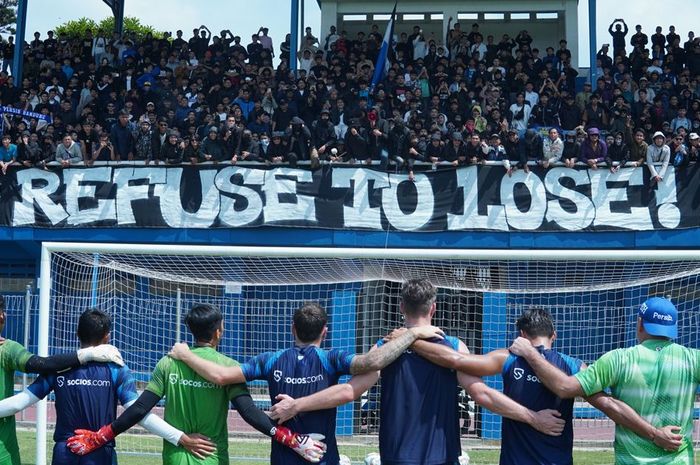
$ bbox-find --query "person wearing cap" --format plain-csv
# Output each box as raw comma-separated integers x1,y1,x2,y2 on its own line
580,128,607,170
442,131,470,166
560,131,580,168
575,82,593,112
310,109,337,164
134,120,153,163
670,132,690,169
426,133,445,168
646,131,670,184
510,296,698,463
483,133,508,170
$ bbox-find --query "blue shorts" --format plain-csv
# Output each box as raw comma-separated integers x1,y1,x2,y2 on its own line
52,442,116,465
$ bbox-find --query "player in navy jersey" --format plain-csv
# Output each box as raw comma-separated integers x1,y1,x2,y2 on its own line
269,281,570,465
0,308,214,465
408,307,681,465
169,301,444,465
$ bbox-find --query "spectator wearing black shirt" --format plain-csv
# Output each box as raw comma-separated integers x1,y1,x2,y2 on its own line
630,25,648,49
609,19,629,58
651,26,666,50
200,126,227,162
161,130,184,164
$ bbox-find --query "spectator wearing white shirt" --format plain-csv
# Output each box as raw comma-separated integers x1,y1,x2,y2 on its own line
258,27,274,57
524,81,539,108
413,31,428,60
470,35,487,62
508,93,531,135
541,128,564,168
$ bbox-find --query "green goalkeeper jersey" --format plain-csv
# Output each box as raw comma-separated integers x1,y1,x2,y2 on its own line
575,339,700,465
0,340,33,465
146,346,248,465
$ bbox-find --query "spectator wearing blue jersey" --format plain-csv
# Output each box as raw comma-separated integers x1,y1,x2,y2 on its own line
169,302,444,465
0,134,17,175
407,307,681,465
0,308,213,465
269,280,569,465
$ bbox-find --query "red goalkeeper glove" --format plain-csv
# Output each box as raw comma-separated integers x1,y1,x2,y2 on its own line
66,424,115,456
273,426,327,463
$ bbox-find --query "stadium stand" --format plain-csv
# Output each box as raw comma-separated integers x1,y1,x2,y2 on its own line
0,20,697,178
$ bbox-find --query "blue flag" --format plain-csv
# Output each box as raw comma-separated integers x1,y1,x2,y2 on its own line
370,3,397,93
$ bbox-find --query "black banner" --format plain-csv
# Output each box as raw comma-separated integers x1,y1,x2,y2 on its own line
1,164,696,231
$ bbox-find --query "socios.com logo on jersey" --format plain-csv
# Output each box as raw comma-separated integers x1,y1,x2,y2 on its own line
273,371,324,384
57,376,111,387
170,373,219,389
513,368,524,380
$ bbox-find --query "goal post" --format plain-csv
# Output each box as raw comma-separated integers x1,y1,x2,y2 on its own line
35,242,700,464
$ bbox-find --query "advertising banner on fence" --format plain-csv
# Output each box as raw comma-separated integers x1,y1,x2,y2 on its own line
0,164,693,232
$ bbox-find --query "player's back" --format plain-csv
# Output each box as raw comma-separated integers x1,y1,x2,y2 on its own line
0,339,33,465
500,348,581,465
377,336,461,465
30,362,128,443
602,340,700,463
147,347,248,465
241,345,354,465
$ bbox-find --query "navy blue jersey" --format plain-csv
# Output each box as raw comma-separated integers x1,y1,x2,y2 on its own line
241,345,355,465
377,336,461,465
28,362,137,444
500,347,582,465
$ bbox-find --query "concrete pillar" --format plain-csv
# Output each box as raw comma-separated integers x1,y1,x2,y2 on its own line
12,0,28,81
563,0,579,69
320,0,339,41
442,7,459,47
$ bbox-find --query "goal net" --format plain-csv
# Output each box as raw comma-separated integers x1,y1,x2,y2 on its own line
33,243,700,464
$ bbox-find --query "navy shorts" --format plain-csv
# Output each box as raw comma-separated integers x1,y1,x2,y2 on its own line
52,442,116,465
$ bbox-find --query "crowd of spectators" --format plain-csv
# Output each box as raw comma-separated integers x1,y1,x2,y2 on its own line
0,18,697,183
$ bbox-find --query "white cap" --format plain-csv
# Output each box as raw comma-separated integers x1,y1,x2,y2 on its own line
689,133,699,140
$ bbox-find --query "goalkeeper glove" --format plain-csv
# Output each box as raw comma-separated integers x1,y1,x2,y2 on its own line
273,426,326,463
66,424,115,456
77,344,124,366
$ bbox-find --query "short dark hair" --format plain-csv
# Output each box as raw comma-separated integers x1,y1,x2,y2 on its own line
185,304,223,341
77,308,112,345
293,302,328,343
401,279,436,317
516,308,555,338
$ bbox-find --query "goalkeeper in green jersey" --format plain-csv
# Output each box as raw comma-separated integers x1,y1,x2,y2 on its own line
67,303,326,465
510,297,693,465
0,296,125,465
